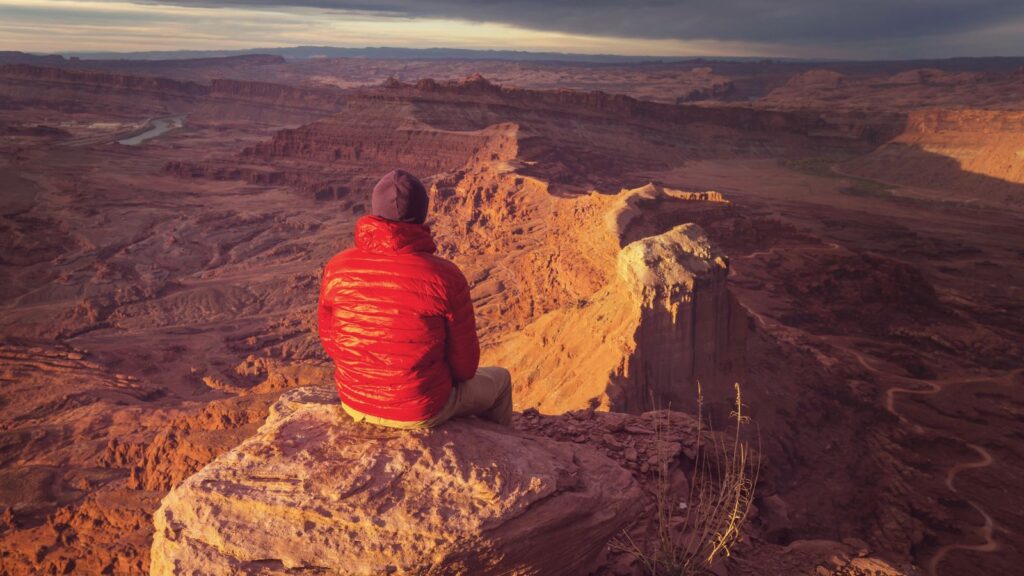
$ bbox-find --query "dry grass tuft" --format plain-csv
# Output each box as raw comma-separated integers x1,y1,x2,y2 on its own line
612,382,760,575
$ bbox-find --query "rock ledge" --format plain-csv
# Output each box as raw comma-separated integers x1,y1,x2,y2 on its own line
151,386,641,575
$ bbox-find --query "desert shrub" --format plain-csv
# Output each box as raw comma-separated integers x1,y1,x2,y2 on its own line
613,382,760,575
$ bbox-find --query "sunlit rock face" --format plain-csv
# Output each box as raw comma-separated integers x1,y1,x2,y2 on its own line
150,387,642,575
487,185,747,415
614,222,747,413
843,109,1024,206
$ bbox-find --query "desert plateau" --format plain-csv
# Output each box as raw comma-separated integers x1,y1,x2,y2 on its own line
2,4,1024,575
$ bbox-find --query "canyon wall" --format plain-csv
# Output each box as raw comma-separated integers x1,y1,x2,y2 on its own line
243,103,518,173
373,75,897,145
758,67,1024,112
844,108,1024,207
162,71,901,211
0,64,345,124
480,185,747,414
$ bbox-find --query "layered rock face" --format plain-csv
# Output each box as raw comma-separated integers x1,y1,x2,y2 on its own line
168,72,891,207
843,108,1024,207
0,64,345,124
614,223,745,412
377,75,877,146
486,185,746,414
151,387,642,575
757,66,1024,113
169,99,522,206
245,112,516,169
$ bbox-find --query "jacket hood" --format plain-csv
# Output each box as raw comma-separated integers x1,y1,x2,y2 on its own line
355,215,437,255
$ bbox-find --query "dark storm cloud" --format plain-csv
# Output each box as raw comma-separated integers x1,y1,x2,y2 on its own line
149,0,1024,44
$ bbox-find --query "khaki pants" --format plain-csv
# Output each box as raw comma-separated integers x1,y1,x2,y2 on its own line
342,366,513,429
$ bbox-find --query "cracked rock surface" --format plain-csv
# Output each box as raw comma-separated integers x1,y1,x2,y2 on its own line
150,386,642,575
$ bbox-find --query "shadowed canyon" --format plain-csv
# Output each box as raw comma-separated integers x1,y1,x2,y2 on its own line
1,51,1023,575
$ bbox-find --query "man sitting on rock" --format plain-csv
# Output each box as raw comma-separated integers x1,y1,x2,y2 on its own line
317,169,513,429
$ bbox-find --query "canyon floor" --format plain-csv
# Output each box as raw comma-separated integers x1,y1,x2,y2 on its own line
1,53,1023,575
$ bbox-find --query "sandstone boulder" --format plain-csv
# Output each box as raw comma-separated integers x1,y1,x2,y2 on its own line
151,386,642,575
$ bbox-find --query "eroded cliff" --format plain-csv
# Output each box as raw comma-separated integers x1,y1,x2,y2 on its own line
842,109,1024,207
478,184,746,414
0,63,345,124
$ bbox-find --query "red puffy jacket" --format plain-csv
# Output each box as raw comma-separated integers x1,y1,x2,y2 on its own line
317,216,480,422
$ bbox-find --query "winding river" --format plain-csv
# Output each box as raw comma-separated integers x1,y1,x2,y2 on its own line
117,115,185,146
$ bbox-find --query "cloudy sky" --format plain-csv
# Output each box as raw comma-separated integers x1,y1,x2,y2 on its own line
1,0,1023,59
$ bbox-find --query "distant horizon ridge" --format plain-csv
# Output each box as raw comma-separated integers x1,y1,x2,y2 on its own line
14,45,1024,65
